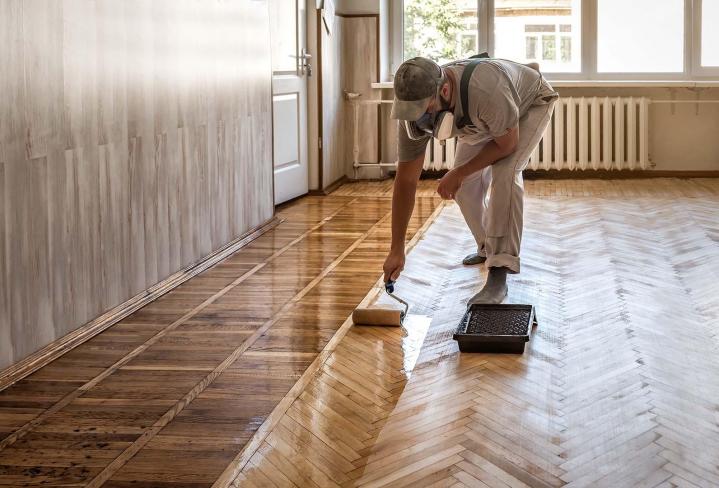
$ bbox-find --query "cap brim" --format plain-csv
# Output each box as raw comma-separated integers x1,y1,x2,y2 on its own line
390,96,432,121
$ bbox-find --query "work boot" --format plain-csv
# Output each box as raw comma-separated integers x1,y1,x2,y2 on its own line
462,252,486,265
467,267,508,305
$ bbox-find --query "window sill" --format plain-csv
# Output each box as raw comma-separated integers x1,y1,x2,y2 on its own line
371,80,719,89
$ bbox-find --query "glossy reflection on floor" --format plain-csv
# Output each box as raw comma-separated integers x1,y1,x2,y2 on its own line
0,191,443,487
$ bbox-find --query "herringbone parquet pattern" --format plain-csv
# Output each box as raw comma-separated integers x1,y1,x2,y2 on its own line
233,183,719,488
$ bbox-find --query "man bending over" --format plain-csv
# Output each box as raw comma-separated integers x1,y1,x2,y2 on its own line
383,55,558,304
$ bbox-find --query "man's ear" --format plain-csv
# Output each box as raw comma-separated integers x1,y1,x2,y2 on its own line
441,81,451,98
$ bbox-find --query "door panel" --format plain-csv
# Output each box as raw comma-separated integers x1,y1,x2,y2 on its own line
273,93,300,170
270,0,299,73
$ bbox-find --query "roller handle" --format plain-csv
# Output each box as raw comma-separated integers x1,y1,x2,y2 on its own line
384,280,408,322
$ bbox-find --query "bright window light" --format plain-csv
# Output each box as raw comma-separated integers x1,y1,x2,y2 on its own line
702,0,719,66
598,0,684,73
494,0,581,73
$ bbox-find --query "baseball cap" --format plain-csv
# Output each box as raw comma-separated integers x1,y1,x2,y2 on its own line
391,57,444,121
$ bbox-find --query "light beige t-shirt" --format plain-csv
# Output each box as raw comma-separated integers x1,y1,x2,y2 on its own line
398,58,558,162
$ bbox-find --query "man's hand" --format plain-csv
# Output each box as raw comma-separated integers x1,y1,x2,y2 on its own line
383,250,405,283
439,125,520,190
437,168,464,200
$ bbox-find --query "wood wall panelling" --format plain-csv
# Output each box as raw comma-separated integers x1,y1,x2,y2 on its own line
320,14,380,188
341,15,380,165
0,3,14,366
0,0,274,371
321,14,345,189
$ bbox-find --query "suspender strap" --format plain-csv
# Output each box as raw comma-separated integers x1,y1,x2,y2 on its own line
457,58,485,129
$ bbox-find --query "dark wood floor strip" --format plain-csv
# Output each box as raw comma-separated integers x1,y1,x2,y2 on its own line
0,198,359,452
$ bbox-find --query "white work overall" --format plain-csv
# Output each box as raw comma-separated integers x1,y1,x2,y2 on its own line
453,100,556,273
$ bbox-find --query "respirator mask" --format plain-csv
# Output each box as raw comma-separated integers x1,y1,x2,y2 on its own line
404,72,454,143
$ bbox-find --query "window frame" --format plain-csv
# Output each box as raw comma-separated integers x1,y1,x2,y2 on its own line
391,0,717,82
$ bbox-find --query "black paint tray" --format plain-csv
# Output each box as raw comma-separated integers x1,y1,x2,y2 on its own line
453,304,536,354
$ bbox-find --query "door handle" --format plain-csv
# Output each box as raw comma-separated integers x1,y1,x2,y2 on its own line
292,48,312,77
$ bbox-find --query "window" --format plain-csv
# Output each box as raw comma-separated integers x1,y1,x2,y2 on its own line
395,0,716,80
542,36,556,61
403,0,479,64
521,24,572,66
702,0,719,66
598,0,683,73
494,0,581,72
561,37,571,63
462,34,478,55
526,36,538,59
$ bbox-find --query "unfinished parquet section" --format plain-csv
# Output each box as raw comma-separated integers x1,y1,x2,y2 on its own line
236,179,719,488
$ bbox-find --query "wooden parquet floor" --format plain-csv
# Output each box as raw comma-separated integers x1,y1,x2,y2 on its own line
235,178,719,488
2,178,719,487
0,191,442,486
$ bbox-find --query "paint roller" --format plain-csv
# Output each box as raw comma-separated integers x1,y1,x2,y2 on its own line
352,280,409,327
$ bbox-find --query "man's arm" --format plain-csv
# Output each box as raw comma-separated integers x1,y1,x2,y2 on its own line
437,125,519,200
383,154,423,282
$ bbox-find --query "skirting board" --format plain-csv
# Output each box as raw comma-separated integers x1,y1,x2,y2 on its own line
308,175,349,196
0,217,282,392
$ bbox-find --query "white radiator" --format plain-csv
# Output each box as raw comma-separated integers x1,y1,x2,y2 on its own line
423,97,651,171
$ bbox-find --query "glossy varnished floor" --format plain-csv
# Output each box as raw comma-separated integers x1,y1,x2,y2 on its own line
2,178,719,487
0,189,442,486
236,178,719,488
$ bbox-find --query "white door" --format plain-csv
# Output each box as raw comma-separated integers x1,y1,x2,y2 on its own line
271,0,310,204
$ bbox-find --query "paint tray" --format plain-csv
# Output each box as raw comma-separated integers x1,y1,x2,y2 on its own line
453,304,536,354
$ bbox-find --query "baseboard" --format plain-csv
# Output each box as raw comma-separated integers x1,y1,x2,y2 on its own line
523,169,719,179
324,175,349,194
0,217,282,391
308,175,349,196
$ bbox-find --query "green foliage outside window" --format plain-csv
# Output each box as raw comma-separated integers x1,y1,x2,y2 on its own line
404,0,464,64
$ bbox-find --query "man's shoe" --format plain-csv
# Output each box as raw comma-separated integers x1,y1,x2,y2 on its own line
462,253,486,265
